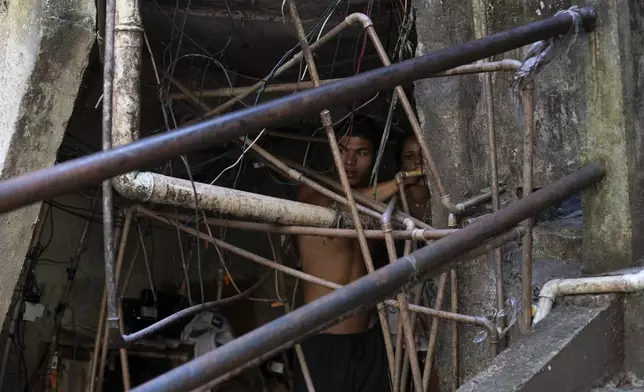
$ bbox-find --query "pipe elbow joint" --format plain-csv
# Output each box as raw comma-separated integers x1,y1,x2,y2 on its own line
539,279,562,302
441,195,465,214
403,218,415,230
346,12,373,28
395,171,406,185
112,172,154,202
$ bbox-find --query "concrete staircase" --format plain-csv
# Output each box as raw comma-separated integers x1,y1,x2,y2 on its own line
456,216,643,392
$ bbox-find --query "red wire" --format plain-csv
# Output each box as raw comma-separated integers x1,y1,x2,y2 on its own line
349,1,373,136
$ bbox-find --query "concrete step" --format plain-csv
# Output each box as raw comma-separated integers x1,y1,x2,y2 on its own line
457,294,622,392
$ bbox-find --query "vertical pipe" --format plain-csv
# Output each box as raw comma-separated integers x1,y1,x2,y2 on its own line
0,204,50,391
101,0,118,332
450,269,459,391
118,302,131,390
393,315,405,392
396,187,414,392
287,0,397,381
96,225,124,392
95,209,134,392
483,64,506,341
382,198,424,392
521,83,535,332
421,274,447,391
116,236,140,391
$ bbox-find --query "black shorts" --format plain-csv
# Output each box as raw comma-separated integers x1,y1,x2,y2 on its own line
293,326,391,392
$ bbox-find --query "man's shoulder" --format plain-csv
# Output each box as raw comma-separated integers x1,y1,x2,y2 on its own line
297,184,333,207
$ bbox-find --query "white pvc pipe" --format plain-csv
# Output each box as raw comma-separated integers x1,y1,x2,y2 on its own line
533,268,644,325
110,0,338,228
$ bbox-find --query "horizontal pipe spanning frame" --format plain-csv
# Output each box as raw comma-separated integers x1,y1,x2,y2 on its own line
168,60,520,101
162,211,456,239
0,8,596,215
131,161,605,392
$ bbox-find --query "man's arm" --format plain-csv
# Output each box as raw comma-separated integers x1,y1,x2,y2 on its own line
356,176,419,202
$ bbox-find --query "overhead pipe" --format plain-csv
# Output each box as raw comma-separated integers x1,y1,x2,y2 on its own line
533,268,644,325
0,8,597,214
169,60,523,102
169,79,343,100
130,162,605,392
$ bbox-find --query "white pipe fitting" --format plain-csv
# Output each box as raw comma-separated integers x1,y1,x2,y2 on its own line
533,268,644,325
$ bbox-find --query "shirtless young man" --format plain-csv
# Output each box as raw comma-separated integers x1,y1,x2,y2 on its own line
293,121,418,392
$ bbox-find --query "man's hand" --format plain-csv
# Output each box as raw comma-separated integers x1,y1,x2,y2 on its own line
402,174,421,187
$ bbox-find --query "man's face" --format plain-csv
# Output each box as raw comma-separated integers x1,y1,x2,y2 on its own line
338,136,374,187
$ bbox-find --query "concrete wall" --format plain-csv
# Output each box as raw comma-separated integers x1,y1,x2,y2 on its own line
0,0,96,327
413,0,644,388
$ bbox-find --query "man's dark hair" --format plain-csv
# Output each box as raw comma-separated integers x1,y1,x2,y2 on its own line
337,114,382,152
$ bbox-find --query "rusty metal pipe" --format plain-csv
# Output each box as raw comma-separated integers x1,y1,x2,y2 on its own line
458,186,507,211
88,208,133,392
438,59,521,76
393,312,405,392
130,162,604,392
398,218,418,392
96,208,134,391
167,212,456,239
481,47,506,345
382,197,423,392
450,268,459,390
0,8,597,215
522,83,535,331
170,79,343,100
142,206,522,298
422,273,447,391
101,0,118,356
172,60,521,102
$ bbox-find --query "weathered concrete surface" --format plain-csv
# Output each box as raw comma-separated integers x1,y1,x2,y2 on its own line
532,217,583,265
623,292,644,379
457,295,623,392
0,0,95,325
581,0,644,274
412,0,588,385
413,0,643,386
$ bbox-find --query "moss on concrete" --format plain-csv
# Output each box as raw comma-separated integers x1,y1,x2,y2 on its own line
581,0,633,274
